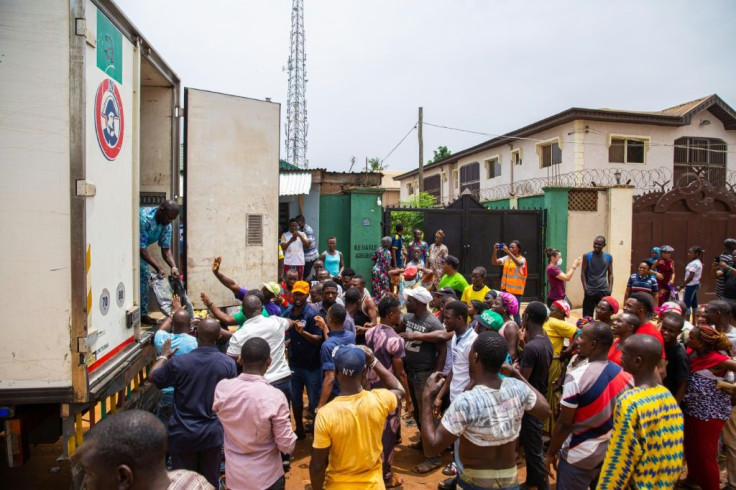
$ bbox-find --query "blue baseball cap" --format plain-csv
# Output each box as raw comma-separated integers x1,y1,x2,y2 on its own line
333,345,366,377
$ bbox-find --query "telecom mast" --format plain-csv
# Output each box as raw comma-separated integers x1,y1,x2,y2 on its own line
285,0,308,168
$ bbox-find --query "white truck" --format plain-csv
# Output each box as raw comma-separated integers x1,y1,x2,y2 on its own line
0,0,279,472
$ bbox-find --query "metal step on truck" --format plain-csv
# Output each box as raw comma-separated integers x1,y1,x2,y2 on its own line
0,0,279,483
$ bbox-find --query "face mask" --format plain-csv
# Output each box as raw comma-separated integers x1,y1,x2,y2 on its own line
404,279,417,288
557,258,563,266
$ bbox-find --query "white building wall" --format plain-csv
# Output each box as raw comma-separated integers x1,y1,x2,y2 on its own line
579,109,735,173
397,109,735,201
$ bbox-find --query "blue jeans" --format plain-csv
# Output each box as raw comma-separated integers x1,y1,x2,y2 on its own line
683,284,700,317
290,367,320,411
271,378,292,408
156,389,174,427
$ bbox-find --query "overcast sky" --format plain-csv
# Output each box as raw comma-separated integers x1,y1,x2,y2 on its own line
116,0,736,172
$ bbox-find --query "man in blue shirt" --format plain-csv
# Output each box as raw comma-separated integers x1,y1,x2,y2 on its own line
151,318,237,487
315,304,356,411
283,281,324,439
140,200,180,325
152,299,197,425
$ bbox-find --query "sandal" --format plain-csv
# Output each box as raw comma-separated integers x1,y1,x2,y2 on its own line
442,462,457,476
385,473,404,488
412,458,442,474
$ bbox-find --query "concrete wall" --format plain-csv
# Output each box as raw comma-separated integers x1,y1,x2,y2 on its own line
399,121,578,202
578,109,735,173
565,187,632,307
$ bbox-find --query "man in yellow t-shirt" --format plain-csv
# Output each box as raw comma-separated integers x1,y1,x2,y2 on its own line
310,345,405,489
461,266,491,305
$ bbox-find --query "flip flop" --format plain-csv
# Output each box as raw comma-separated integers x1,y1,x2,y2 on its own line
385,473,404,488
412,459,441,474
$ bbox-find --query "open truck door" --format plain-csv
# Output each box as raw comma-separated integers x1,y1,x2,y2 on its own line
183,89,280,308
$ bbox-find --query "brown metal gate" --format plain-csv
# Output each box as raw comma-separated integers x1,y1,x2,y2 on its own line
632,181,736,302
383,194,546,301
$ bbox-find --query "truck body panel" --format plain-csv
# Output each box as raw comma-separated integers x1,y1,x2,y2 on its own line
184,89,280,308
0,0,74,391
83,0,138,378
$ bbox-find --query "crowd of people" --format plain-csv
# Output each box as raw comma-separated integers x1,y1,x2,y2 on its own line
78,202,736,490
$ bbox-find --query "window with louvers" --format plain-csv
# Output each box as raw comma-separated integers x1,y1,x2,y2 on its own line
460,162,480,193
246,214,263,246
424,174,441,201
673,137,727,187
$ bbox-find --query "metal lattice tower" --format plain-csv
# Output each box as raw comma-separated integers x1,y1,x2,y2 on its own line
285,0,308,168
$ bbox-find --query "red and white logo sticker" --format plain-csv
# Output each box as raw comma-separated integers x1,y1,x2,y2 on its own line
94,79,125,161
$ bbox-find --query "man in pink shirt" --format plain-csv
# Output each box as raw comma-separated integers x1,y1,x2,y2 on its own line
213,338,296,490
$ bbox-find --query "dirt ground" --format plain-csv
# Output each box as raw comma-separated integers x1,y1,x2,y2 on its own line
284,409,537,490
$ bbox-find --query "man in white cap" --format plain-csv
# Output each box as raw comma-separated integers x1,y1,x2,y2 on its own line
400,286,448,474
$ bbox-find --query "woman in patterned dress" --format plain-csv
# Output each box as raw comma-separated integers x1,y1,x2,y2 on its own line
682,325,736,490
427,230,448,290
371,236,393,302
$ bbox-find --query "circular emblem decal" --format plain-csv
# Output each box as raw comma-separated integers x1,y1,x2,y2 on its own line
94,79,125,160
99,288,111,316
116,282,125,307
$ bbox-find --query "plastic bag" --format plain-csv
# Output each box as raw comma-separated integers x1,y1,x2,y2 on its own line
150,272,194,318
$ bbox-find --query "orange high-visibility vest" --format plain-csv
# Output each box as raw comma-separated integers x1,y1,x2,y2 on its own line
501,256,527,296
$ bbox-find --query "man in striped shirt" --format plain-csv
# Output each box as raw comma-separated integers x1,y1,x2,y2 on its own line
546,321,633,490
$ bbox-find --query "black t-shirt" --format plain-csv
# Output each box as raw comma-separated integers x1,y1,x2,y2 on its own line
520,335,553,394
354,308,371,345
663,342,690,397
402,312,444,372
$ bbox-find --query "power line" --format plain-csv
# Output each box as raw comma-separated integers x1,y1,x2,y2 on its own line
424,121,736,155
382,123,418,162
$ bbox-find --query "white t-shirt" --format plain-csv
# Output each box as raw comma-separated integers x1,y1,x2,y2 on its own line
227,315,291,383
449,328,478,401
281,231,306,266
685,259,703,286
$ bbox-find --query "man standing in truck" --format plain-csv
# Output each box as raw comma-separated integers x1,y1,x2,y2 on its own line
140,200,180,325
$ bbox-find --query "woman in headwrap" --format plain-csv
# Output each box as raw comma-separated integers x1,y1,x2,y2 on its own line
682,325,736,490
646,246,661,269
490,291,521,362
371,236,394,302
654,245,676,307
594,295,619,326
427,230,449,289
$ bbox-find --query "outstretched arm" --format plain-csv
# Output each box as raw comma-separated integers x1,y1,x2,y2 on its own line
212,257,241,296
200,291,237,326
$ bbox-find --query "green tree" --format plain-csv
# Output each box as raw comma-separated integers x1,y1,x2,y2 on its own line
427,145,452,165
389,191,437,241
367,157,387,172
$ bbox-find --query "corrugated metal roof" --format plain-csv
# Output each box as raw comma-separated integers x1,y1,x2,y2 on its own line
280,172,312,196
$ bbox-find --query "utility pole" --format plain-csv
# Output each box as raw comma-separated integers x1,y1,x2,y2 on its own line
418,106,424,193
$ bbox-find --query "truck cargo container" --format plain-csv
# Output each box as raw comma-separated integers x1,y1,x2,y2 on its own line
0,0,279,475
